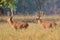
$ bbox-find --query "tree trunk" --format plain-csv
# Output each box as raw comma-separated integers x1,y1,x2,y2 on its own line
11,8,14,17
0,8,4,16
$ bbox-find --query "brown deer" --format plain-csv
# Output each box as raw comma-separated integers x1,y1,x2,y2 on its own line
36,16,57,28
7,17,29,29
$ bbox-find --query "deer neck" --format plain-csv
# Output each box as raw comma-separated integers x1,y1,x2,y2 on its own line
8,18,14,25
38,19,43,24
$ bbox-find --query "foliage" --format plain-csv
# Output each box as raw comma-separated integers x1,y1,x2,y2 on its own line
0,0,47,14
0,0,18,11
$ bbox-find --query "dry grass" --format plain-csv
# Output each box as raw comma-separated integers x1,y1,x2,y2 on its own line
0,15,60,40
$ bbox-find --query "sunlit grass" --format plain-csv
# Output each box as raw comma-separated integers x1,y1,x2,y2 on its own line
0,15,60,40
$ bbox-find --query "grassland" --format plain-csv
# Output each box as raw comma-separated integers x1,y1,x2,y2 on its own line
0,15,60,40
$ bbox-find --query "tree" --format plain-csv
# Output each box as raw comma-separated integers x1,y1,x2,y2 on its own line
0,0,18,16
0,0,4,15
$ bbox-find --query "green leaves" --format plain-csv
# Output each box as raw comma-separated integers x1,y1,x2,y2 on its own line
8,3,17,11
2,0,18,11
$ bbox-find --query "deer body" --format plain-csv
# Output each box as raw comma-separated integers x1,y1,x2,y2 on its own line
7,17,28,29
36,16,57,28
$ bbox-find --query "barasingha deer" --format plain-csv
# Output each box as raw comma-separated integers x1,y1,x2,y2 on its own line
7,16,29,29
36,11,57,28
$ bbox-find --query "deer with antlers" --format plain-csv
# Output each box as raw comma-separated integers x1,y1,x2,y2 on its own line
36,11,57,28
7,16,29,29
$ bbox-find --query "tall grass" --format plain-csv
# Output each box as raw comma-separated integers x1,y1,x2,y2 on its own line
0,15,60,40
